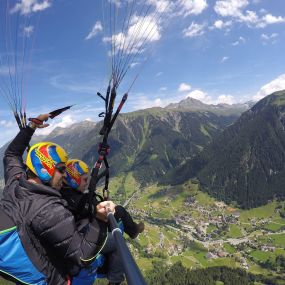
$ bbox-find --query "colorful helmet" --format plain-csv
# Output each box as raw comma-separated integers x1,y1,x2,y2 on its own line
65,159,89,189
26,142,68,183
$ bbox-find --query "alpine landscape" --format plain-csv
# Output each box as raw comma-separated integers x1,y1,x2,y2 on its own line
1,91,285,285
1,1,285,284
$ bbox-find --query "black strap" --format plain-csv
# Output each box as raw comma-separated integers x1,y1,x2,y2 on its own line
88,86,128,220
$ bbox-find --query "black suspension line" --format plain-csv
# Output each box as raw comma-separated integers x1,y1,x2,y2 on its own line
114,3,152,84
117,2,168,87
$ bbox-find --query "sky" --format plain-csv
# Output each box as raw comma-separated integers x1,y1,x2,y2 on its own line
0,0,285,145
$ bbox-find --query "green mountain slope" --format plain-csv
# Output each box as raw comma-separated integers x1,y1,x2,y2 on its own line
165,90,285,208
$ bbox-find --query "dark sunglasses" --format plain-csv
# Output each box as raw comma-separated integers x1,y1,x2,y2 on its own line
55,165,67,174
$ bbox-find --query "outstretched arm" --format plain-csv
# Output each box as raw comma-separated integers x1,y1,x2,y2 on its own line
3,114,50,185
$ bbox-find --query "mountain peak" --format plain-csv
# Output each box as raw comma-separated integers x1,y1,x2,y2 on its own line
166,97,207,110
165,96,250,116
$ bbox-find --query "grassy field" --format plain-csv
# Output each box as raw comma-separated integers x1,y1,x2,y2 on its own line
240,202,281,222
226,224,244,238
265,222,285,232
223,243,236,254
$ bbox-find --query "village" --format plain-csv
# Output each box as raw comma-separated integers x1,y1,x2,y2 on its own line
128,190,285,274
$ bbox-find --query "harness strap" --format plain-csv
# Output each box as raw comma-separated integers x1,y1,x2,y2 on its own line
87,87,127,220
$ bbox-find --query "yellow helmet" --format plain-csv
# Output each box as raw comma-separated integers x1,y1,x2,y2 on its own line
26,142,68,183
65,159,89,189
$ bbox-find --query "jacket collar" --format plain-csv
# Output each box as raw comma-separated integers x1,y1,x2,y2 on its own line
19,177,62,197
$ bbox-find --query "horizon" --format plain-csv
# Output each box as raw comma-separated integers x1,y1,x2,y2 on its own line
1,0,285,145
0,91,272,148
0,94,251,148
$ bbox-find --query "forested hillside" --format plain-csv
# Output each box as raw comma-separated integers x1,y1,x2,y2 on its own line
163,90,285,208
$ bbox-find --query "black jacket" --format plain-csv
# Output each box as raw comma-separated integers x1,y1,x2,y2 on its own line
60,186,102,221
0,127,107,285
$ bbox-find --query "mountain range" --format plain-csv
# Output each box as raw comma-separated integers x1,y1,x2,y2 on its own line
0,98,246,182
1,92,285,208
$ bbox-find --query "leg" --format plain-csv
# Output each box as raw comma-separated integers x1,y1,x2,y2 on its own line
114,205,144,239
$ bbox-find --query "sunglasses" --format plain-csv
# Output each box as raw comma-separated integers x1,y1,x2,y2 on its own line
55,165,67,174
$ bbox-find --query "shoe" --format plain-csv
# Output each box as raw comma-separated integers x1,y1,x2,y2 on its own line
130,222,145,239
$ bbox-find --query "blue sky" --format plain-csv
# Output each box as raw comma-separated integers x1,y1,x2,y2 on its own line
1,0,285,145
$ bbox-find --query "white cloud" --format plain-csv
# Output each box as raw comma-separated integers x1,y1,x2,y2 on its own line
178,83,191,92
262,14,285,25
0,128,19,147
147,0,173,14
186,89,237,105
0,120,17,128
232,36,246,46
36,115,76,136
186,89,208,101
214,0,249,18
128,95,164,109
261,33,278,40
156,72,163,77
26,103,102,134
159,87,167,92
183,22,206,38
221,56,229,63
108,0,121,8
130,62,139,68
85,21,103,40
253,74,285,101
212,19,232,30
216,95,235,104
33,0,50,12
260,33,278,44
179,0,208,16
122,89,239,111
11,0,51,15
0,118,19,146
239,10,259,25
255,14,285,28
0,110,100,146
214,0,285,28
23,25,34,37
103,15,161,54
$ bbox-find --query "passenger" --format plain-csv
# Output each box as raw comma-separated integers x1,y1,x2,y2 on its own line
61,159,145,239
0,114,124,285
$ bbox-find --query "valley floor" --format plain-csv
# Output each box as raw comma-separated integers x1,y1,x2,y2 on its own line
109,174,285,282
